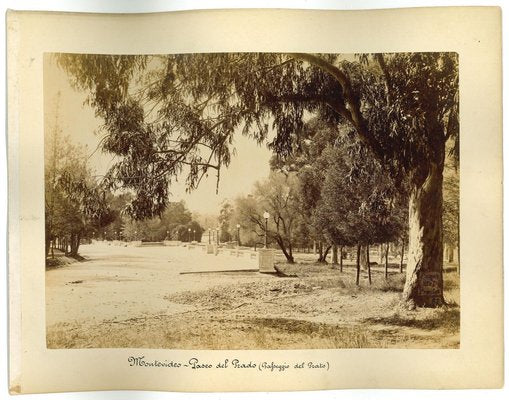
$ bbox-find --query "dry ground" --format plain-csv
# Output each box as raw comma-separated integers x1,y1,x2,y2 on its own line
46,243,460,349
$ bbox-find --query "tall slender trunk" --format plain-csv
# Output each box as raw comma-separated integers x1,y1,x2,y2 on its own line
276,237,294,263
457,217,460,275
318,245,332,263
400,240,405,273
403,161,445,308
339,245,344,272
317,241,323,262
355,244,361,286
45,238,51,259
366,245,372,285
384,243,389,279
379,244,384,264
332,244,338,264
359,245,368,270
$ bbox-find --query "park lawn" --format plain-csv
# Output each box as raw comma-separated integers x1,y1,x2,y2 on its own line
47,259,460,349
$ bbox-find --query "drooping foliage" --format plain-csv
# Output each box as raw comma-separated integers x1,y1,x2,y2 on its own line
45,122,113,257
57,52,458,221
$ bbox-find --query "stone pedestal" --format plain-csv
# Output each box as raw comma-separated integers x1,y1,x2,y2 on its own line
206,244,214,254
258,248,276,273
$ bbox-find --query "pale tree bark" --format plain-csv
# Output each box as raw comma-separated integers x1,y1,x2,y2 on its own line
332,244,339,265
359,245,368,270
403,162,445,308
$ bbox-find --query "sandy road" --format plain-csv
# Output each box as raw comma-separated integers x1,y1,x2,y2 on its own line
46,243,460,349
45,242,268,326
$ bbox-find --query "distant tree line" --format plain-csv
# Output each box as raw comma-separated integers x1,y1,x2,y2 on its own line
45,107,113,259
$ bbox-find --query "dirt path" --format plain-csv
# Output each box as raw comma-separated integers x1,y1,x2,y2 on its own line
46,243,460,349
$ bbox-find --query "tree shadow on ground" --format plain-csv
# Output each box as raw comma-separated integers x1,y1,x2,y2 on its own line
363,307,460,333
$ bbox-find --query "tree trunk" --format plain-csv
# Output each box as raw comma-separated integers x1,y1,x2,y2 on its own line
276,238,294,263
457,217,460,275
339,246,344,272
359,245,368,270
447,243,454,263
366,244,372,285
313,240,317,254
403,162,445,308
45,238,51,259
400,240,405,273
317,241,323,261
69,233,78,256
332,245,338,264
379,244,384,264
288,241,294,262
318,245,331,263
355,244,361,286
384,243,389,279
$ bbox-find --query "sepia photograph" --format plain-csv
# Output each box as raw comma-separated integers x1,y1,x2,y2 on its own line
43,51,460,350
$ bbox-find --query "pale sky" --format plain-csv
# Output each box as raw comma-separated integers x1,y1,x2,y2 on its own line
43,54,272,214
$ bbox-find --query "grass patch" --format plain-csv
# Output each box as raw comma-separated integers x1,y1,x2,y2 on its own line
47,317,379,349
363,307,460,333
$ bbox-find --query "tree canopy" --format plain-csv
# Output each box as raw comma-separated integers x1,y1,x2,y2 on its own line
57,53,458,219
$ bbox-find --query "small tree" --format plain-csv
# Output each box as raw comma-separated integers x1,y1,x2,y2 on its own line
218,200,234,242
233,173,303,263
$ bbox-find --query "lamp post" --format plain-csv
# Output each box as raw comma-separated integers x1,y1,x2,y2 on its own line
193,229,196,242
263,211,270,248
188,228,191,242
208,228,211,244
236,224,241,247
216,227,220,245
104,231,106,241
166,230,169,240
